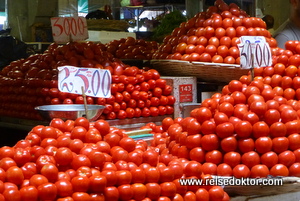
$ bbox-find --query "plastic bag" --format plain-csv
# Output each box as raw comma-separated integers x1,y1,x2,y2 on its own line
0,32,29,69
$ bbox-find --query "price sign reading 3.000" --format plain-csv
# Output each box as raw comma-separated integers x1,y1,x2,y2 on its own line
51,17,88,43
58,66,111,98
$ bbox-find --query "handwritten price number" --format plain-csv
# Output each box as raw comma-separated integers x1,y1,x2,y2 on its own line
51,17,88,43
58,66,111,98
180,85,192,93
240,36,266,44
239,36,272,69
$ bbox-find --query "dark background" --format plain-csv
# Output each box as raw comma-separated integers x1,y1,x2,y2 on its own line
0,128,28,147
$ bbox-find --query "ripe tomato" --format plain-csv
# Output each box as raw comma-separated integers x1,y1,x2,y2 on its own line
189,147,205,163
37,182,57,200
250,164,269,178
146,183,161,200
160,182,176,198
260,151,278,168
278,150,296,167
200,134,219,151
205,150,223,165
217,163,233,176
145,167,160,183
289,163,300,176
241,151,260,169
235,120,252,138
6,166,24,186
272,137,289,154
20,185,38,201
40,163,58,183
55,179,73,197
252,121,270,138
232,164,250,178
254,137,272,154
269,164,289,176
220,136,237,152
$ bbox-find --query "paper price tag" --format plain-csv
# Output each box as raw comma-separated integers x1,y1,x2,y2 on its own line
238,36,272,69
51,17,88,43
58,66,111,98
240,36,266,44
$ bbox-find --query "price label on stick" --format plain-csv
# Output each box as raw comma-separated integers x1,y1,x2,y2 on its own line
51,17,88,43
58,66,112,98
238,36,272,69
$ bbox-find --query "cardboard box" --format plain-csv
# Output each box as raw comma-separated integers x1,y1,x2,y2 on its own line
180,102,201,118
87,30,136,43
161,76,197,118
26,42,52,53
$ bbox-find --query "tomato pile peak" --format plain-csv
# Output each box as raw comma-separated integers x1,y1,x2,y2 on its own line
152,0,276,65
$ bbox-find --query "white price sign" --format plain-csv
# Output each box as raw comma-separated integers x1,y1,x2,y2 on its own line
51,17,88,43
58,66,111,98
238,36,272,69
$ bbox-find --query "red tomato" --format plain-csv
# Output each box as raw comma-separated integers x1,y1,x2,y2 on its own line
269,164,289,176
250,164,269,178
232,164,250,178
200,134,219,151
146,183,161,200
55,179,73,197
184,161,202,178
289,163,300,176
37,182,57,201
223,151,241,168
272,137,289,154
208,186,225,201
278,150,296,167
217,163,233,176
40,163,58,183
260,151,278,168
254,137,272,154
221,136,237,152
160,182,176,198
241,151,260,168
189,147,205,163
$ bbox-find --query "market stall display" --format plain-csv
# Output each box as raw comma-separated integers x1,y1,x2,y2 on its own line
148,38,300,197
149,0,277,83
104,37,159,60
152,0,274,63
2,0,300,200
0,117,230,201
0,41,175,121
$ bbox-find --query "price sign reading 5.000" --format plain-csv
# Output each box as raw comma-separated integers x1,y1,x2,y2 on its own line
58,66,111,98
51,17,88,43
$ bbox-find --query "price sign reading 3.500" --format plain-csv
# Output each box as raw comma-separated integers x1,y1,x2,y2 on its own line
51,17,88,43
58,66,111,98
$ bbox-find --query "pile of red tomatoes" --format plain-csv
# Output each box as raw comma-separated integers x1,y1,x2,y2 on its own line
0,117,230,201
104,37,159,60
149,38,300,179
152,0,276,65
0,41,175,120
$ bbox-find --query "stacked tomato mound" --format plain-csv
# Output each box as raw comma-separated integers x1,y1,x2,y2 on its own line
104,37,159,60
0,117,229,201
0,41,175,120
152,0,276,64
149,40,300,181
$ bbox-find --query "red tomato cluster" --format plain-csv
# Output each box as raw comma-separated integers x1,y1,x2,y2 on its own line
105,37,159,60
150,56,300,178
152,0,276,64
0,41,174,120
0,117,229,201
